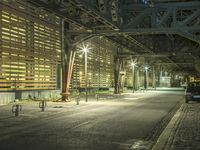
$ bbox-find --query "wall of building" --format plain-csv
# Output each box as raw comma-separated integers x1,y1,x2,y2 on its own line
0,90,61,105
0,1,62,104
0,0,61,92
72,37,117,91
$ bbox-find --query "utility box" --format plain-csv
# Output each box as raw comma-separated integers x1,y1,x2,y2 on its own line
160,77,171,87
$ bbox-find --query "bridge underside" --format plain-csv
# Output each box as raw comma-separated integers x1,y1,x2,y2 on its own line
28,0,200,74
0,0,199,101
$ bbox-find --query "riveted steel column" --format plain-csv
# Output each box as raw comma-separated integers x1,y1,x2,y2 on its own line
0,10,2,78
114,57,120,94
60,20,76,101
152,66,156,89
135,69,139,90
157,65,162,87
61,19,68,101
132,64,135,93
144,68,147,90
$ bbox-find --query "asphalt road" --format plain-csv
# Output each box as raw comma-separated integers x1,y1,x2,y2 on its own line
0,90,184,150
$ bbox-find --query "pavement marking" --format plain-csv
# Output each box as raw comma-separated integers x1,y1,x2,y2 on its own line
124,98,139,100
73,121,90,129
120,139,154,150
130,140,148,149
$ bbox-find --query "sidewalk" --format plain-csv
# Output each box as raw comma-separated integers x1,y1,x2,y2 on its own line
0,94,124,119
152,102,200,150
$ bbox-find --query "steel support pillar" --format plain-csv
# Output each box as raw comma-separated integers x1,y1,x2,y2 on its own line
0,11,2,78
132,65,135,93
144,69,147,90
157,66,161,87
152,66,156,89
60,20,76,101
135,69,139,90
114,57,121,94
120,61,126,93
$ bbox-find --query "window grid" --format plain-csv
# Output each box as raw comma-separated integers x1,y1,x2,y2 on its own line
0,1,61,91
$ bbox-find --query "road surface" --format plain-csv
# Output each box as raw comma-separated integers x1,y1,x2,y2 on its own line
0,90,184,150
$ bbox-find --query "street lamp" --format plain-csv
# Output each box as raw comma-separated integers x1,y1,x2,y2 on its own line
80,44,91,102
131,58,137,93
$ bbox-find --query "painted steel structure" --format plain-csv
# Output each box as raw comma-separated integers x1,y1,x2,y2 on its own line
27,0,199,74
0,0,199,101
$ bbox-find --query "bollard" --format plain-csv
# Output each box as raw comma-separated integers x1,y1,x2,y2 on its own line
75,93,80,105
39,100,47,112
12,104,22,117
95,94,99,101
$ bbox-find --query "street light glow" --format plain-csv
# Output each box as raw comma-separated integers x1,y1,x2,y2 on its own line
78,43,91,53
130,59,137,68
82,48,88,52
131,62,137,67
131,63,135,66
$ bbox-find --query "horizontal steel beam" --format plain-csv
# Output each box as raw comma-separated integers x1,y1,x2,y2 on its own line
154,62,194,65
118,53,169,58
67,26,200,36
27,0,90,29
178,31,200,44
67,0,118,30
122,1,200,11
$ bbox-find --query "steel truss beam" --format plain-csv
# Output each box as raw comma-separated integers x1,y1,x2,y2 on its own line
122,1,200,43
67,26,200,36
59,0,160,59
28,0,199,74
28,0,200,42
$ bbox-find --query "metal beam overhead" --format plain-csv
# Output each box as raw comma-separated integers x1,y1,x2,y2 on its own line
28,0,200,74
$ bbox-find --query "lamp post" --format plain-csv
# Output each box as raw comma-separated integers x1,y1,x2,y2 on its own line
80,44,91,102
131,58,137,93
82,47,88,102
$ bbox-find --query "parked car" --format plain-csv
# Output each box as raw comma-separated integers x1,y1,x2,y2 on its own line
185,82,200,103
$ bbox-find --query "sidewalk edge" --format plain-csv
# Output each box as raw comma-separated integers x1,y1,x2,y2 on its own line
151,104,184,150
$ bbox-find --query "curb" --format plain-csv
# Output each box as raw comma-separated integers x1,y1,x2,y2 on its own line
151,104,184,150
